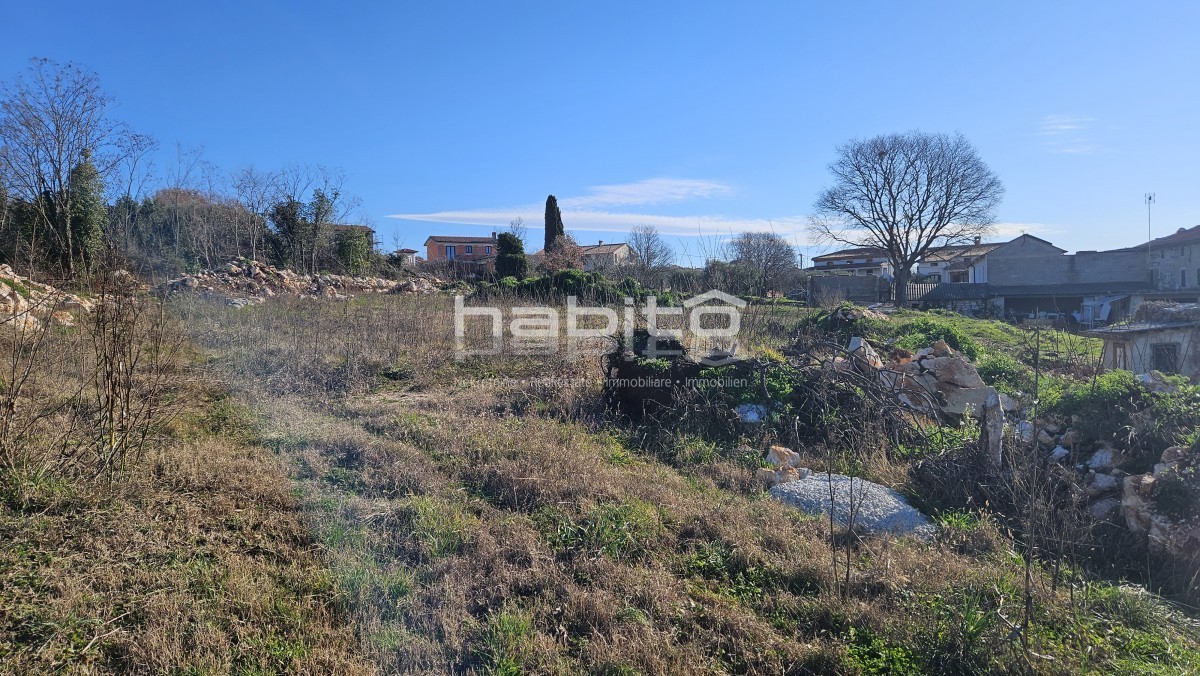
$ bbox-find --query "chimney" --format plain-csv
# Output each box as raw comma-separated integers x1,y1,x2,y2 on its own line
491,231,497,240
973,236,981,245
598,240,603,246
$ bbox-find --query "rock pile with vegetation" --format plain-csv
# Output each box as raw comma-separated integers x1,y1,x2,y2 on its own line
160,258,447,305
0,263,95,329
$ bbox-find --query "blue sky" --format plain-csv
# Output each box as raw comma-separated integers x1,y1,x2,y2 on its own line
3,1,1198,265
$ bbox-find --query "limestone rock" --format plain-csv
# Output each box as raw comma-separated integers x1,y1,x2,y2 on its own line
757,466,809,488
1088,445,1121,471
1086,472,1121,498
1122,474,1156,536
49,310,76,327
848,336,882,369
765,445,803,469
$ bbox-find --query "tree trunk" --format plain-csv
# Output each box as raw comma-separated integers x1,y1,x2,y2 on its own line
893,266,910,306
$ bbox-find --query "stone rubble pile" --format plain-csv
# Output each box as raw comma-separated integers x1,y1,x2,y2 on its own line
847,337,1014,419
0,264,96,330
159,259,446,306
1122,445,1200,559
745,444,935,538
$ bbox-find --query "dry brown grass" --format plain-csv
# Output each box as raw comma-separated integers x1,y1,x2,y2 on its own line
0,307,373,673
176,293,1200,674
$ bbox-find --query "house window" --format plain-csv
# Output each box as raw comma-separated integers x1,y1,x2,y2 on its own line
1151,343,1180,373
1182,269,1187,287
486,246,492,255
465,245,473,254
446,245,457,260
1114,343,1128,370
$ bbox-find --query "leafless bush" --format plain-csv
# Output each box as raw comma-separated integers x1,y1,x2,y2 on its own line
0,288,181,493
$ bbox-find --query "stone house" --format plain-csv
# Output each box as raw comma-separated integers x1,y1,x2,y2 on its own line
1111,224,1200,300
809,247,893,278
395,248,418,266
579,241,632,272
1083,303,1200,378
919,234,1152,323
915,238,1000,283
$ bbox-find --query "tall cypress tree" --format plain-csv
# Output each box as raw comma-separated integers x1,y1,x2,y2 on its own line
67,151,108,273
544,194,565,251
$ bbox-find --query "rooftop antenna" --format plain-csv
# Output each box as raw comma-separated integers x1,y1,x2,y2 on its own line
1146,192,1156,283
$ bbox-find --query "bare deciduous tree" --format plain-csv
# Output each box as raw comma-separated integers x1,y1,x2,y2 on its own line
811,131,1004,305
0,58,137,276
628,224,673,285
730,231,797,296
508,216,528,245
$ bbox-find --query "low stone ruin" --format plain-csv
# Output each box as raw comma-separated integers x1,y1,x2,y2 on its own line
1120,446,1199,559
159,259,446,306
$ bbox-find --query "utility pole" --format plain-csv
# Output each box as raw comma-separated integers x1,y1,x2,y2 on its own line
1146,193,1156,285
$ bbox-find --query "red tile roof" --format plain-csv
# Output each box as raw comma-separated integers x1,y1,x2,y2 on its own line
424,235,498,244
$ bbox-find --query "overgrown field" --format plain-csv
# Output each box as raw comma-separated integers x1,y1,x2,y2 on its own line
0,300,371,672
159,294,1198,674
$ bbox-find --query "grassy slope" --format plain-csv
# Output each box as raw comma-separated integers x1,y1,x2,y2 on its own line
178,295,1200,674
0,330,372,672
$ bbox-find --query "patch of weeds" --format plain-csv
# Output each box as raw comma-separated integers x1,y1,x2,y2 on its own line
976,352,1032,394
681,539,790,601
199,394,258,441
400,495,476,559
535,499,663,561
324,467,366,493
600,437,635,466
1152,467,1198,520
478,607,534,675
0,470,76,513
936,509,980,533
252,632,308,669
886,317,981,360
337,558,415,621
846,627,920,675
323,523,367,551
379,363,414,382
393,412,439,454
669,435,719,465
614,606,650,625
1087,584,1159,631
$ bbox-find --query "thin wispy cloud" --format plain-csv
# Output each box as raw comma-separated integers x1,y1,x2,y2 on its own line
990,221,1058,238
387,177,801,239
559,178,734,209
388,205,806,238
1036,114,1093,136
1036,114,1103,154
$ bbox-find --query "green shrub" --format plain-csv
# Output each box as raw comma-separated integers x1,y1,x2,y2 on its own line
888,318,981,360
975,353,1031,394
1046,370,1143,437
793,302,886,344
